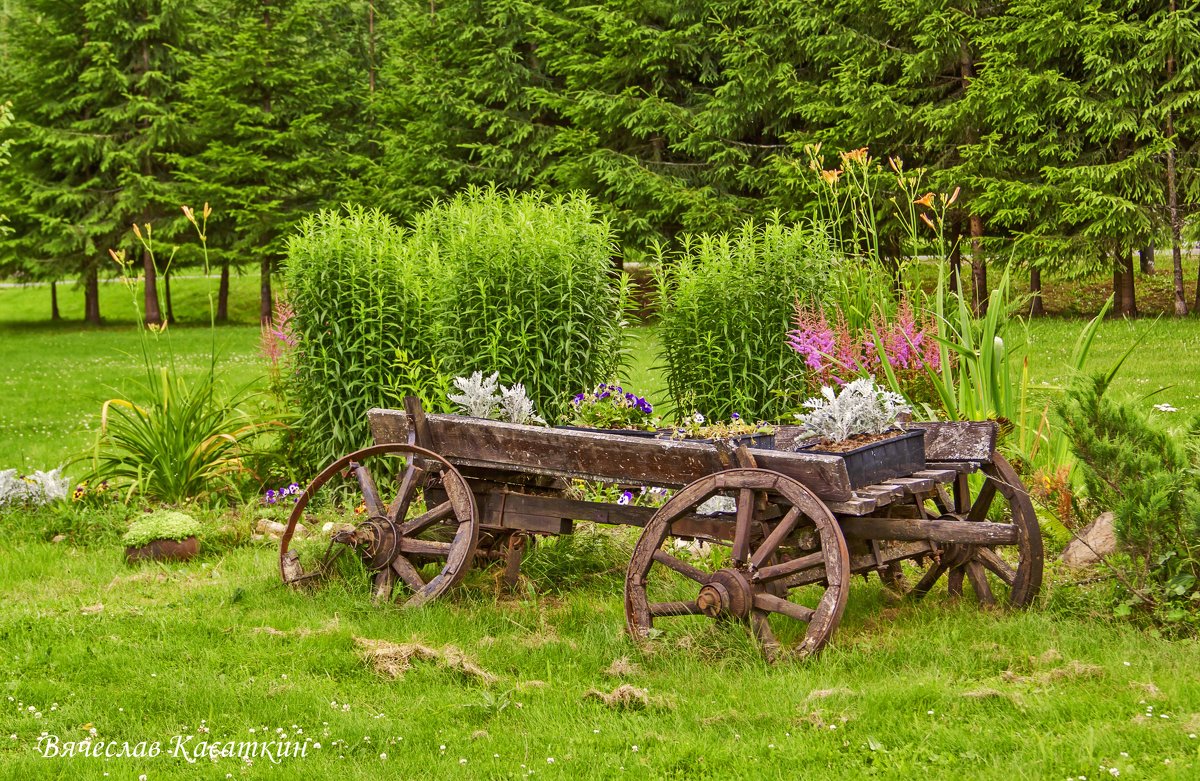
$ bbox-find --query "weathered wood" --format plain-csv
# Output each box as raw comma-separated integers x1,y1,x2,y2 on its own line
909,421,997,462
840,516,1020,546
476,490,743,540
780,540,934,587
881,476,936,494
922,462,981,475
857,484,906,502
368,408,855,501
823,495,879,516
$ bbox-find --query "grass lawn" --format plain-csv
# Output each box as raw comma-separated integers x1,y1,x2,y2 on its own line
3,283,1200,779
0,537,1197,779
0,277,266,471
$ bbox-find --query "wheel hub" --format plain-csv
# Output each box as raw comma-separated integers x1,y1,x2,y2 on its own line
352,515,402,571
697,569,753,619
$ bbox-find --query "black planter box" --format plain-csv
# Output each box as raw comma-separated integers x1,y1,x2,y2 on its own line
800,428,925,488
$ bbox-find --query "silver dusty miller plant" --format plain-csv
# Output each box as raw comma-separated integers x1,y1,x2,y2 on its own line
796,377,911,443
0,467,70,508
449,372,546,425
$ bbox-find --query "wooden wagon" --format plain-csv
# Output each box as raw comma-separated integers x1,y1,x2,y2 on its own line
279,398,1042,660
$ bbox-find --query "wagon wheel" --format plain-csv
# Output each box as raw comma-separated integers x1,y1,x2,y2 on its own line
906,454,1042,607
625,468,851,661
278,443,478,608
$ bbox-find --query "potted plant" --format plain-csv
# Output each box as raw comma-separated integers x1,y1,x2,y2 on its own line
123,510,202,563
794,378,924,487
662,412,776,449
561,383,659,436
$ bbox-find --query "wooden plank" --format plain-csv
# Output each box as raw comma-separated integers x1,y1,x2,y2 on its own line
911,468,962,482
909,421,997,462
476,490,740,540
857,484,905,502
824,495,878,516
368,407,855,501
882,476,936,494
839,516,1020,546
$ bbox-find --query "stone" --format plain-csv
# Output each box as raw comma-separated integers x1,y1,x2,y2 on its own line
51,534,66,543
1060,511,1117,569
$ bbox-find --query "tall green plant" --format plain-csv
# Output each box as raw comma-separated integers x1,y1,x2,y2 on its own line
415,186,629,423
655,217,837,421
88,208,275,502
283,206,437,468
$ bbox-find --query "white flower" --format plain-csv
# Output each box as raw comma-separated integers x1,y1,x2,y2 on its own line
379,752,387,760
459,758,467,765
693,412,705,424
631,745,638,752
547,758,555,764
1153,403,1178,413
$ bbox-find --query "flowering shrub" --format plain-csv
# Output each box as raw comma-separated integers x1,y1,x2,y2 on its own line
260,298,298,382
788,299,940,398
0,468,70,508
796,378,911,444
666,412,774,441
448,372,546,425
567,383,654,430
263,482,302,505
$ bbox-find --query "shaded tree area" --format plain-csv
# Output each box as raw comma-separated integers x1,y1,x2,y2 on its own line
1,0,1197,320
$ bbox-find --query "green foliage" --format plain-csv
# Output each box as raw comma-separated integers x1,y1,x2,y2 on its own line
121,509,201,547
88,361,272,504
0,101,10,237
654,217,837,421
1058,375,1200,624
415,186,629,424
565,383,655,430
283,205,437,467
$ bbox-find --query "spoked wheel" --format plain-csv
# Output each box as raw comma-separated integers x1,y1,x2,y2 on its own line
279,443,478,608
625,468,851,661
906,454,1042,607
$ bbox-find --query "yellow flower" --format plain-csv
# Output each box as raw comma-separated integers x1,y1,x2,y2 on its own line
840,147,870,166
914,192,935,208
354,503,367,515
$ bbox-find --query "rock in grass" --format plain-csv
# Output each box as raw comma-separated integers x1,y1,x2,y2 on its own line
1060,511,1117,568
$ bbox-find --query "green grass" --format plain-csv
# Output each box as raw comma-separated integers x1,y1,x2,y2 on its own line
0,539,1197,779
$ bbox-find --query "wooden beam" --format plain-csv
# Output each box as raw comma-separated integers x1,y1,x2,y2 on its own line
839,516,1019,546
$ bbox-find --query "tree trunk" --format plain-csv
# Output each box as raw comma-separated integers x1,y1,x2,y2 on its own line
1118,248,1137,317
50,280,61,321
1111,263,1122,318
217,261,230,323
1139,244,1155,274
1166,0,1188,316
1029,268,1045,317
85,266,101,325
367,1,376,94
164,271,174,324
969,214,987,316
143,246,162,325
260,257,273,324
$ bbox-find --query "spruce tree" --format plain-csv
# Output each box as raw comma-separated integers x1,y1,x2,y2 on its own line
0,0,192,324
177,0,370,322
